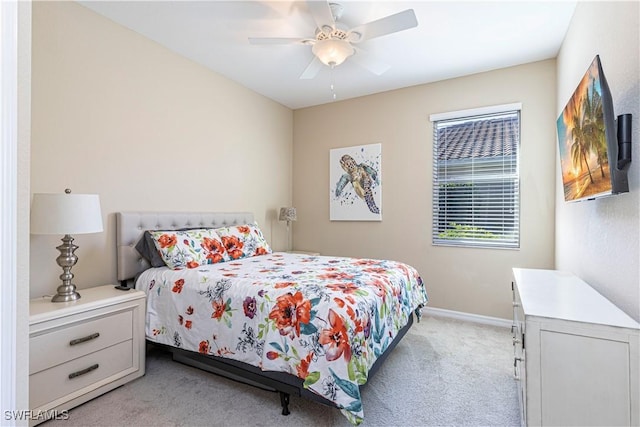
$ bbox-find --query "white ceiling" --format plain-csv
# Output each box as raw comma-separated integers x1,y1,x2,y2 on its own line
78,1,577,109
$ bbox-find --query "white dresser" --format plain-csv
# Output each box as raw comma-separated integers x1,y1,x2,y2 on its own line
512,268,639,426
29,285,146,425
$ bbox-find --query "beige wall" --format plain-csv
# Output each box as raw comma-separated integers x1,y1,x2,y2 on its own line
293,60,557,319
29,2,293,298
556,1,640,321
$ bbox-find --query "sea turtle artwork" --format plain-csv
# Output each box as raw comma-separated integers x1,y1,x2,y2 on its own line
329,143,382,221
335,154,380,214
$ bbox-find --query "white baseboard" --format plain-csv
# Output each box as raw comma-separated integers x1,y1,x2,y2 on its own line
423,306,512,328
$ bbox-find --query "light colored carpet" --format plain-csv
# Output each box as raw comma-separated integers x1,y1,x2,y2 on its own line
44,315,521,426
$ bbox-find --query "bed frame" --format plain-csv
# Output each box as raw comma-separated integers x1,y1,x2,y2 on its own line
116,211,418,416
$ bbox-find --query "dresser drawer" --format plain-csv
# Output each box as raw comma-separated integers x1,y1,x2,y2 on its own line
30,340,134,409
30,310,133,374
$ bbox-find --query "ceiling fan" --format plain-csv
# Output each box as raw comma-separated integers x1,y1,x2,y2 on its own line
248,1,418,79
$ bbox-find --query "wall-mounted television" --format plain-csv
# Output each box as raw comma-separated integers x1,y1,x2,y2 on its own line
556,55,631,202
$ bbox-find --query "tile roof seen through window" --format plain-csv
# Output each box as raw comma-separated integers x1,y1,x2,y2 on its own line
436,115,519,161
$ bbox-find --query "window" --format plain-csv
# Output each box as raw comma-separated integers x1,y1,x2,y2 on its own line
431,105,520,249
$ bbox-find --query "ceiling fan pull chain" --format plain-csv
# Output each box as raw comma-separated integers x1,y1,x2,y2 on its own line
330,66,337,101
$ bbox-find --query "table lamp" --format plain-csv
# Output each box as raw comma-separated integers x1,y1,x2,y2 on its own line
30,189,103,302
278,207,297,252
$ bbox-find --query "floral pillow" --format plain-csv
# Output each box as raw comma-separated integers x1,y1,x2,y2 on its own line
214,221,272,260
149,229,230,269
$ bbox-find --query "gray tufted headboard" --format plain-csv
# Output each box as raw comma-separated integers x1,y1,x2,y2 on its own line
116,211,255,283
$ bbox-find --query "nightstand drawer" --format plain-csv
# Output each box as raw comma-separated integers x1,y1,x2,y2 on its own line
30,310,133,374
30,340,133,409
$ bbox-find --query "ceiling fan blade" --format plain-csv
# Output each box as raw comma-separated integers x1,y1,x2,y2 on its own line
350,9,418,43
248,37,308,45
306,0,335,32
300,57,324,80
351,47,390,75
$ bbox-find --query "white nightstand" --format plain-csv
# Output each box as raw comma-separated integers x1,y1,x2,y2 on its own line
29,285,146,425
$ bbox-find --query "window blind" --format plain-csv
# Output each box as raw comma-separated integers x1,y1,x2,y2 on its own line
432,109,520,249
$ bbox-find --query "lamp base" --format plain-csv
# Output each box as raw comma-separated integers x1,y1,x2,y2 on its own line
51,285,81,302
51,234,82,303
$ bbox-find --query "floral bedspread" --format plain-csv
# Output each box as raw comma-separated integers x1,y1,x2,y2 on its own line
135,252,428,424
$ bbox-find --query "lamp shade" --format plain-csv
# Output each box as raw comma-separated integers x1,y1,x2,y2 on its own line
31,193,103,235
312,39,354,67
279,207,297,222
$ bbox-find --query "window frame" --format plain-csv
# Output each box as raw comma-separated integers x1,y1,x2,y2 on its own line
430,103,522,249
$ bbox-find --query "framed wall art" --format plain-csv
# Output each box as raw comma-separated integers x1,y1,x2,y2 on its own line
329,143,382,221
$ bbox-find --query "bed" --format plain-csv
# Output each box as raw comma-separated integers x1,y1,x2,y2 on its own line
116,211,428,424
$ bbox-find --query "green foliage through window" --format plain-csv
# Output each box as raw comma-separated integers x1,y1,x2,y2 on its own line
438,222,497,240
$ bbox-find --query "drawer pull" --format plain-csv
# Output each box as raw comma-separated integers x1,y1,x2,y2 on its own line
69,332,100,346
68,363,99,379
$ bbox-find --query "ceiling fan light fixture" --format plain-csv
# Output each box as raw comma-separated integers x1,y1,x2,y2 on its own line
312,39,354,67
